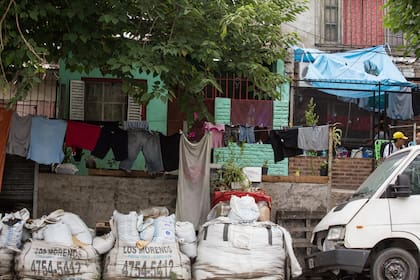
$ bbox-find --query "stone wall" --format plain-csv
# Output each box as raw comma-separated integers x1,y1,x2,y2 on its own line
37,174,178,227
37,173,338,228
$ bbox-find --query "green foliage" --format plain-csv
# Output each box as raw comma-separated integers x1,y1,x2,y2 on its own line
383,0,420,58
0,0,308,116
304,97,319,126
215,142,250,189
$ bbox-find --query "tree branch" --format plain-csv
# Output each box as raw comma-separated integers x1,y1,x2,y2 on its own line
14,0,45,63
0,0,14,50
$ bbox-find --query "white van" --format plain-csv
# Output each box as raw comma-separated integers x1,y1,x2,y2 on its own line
306,145,420,280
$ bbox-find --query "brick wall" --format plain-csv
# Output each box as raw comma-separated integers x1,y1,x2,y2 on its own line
289,156,375,190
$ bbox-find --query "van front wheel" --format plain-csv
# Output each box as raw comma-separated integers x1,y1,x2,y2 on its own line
371,248,418,280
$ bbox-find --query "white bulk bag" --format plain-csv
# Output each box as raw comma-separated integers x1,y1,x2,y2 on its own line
139,218,154,242
60,212,93,245
179,241,197,259
228,195,260,223
0,208,30,251
140,206,169,218
0,248,14,277
176,221,196,244
43,222,73,247
113,211,140,244
0,220,26,251
193,218,298,279
153,214,176,243
15,240,101,280
93,231,116,255
176,221,197,259
103,241,191,279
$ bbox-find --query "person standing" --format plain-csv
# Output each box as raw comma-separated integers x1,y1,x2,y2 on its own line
416,131,420,144
383,131,408,158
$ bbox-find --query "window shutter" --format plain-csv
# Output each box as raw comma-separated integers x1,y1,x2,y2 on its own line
127,96,142,121
69,80,85,120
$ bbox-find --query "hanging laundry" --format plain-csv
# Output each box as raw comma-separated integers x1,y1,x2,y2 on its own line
119,129,163,174
27,116,67,165
159,132,181,172
230,100,273,127
91,125,128,161
188,119,205,142
412,92,420,116
6,112,32,157
65,121,101,152
297,125,329,151
123,120,149,130
176,133,212,230
254,126,270,144
270,128,302,162
223,125,240,146
387,91,413,120
0,108,13,191
204,122,225,148
239,125,255,144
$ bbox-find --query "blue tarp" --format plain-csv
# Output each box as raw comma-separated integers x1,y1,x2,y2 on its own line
295,45,416,98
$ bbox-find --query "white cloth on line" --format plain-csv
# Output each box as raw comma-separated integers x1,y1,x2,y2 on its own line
176,133,212,230
297,125,329,151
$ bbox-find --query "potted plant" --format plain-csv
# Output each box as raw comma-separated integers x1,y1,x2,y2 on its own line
304,97,319,160
222,162,250,190
319,160,328,176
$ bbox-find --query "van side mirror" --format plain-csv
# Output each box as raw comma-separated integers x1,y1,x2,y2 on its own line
387,174,412,198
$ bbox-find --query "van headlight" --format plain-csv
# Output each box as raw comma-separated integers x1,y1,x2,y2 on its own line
327,226,345,241
323,226,345,251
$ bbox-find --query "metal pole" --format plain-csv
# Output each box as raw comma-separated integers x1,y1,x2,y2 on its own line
327,125,333,210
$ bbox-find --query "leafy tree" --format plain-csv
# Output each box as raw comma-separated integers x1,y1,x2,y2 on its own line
1,0,308,119
383,0,419,58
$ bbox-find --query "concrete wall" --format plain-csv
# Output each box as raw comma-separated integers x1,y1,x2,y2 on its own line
37,174,178,228
37,173,352,228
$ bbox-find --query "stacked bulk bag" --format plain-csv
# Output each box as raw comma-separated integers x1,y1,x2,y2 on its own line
0,209,30,279
175,221,197,259
15,240,101,280
0,248,14,280
193,195,302,280
103,241,191,279
15,209,101,279
103,208,192,279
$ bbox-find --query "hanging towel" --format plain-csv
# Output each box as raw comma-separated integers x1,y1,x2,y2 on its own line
387,91,413,120
0,108,13,191
230,100,273,127
176,133,212,230
27,117,67,165
6,112,32,157
65,121,101,151
298,125,329,151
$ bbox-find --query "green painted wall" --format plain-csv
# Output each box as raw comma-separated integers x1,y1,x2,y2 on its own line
59,62,167,174
213,59,290,175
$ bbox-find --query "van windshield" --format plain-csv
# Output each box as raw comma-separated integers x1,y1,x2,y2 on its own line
351,151,409,199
